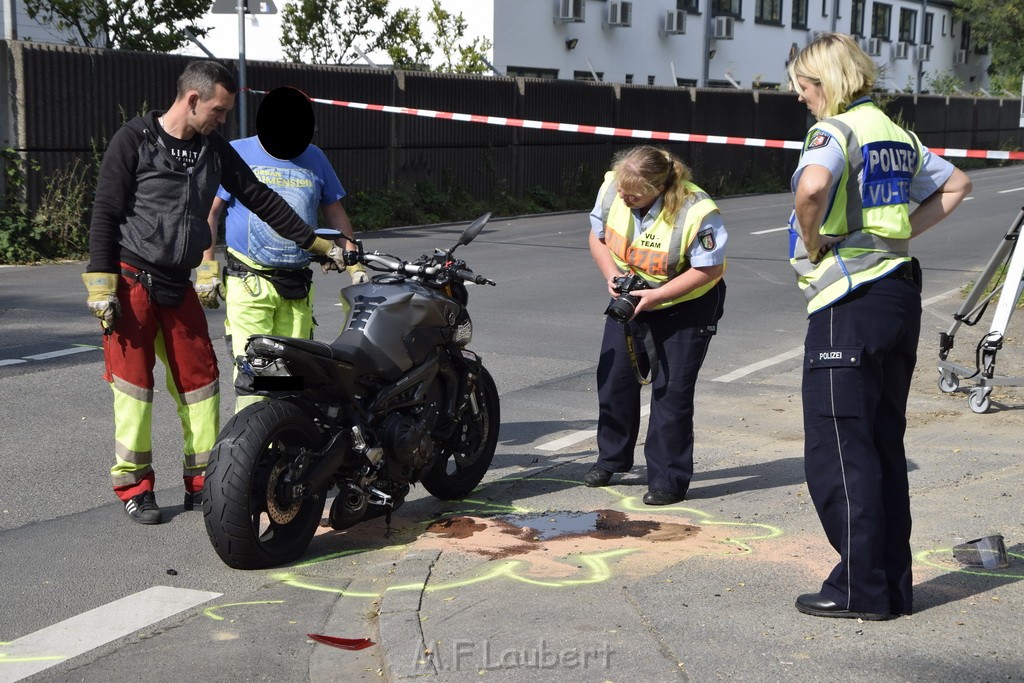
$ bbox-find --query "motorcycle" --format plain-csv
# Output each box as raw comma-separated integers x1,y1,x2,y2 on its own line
203,213,500,569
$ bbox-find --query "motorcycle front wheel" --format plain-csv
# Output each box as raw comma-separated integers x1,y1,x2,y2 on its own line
204,400,325,569
422,366,500,500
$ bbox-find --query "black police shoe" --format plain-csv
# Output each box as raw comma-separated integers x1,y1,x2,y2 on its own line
795,593,893,621
124,491,162,525
583,466,614,487
642,489,685,505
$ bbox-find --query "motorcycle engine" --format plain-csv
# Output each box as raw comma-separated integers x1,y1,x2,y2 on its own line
381,412,434,483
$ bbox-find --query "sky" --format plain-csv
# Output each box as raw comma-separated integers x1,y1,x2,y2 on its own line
185,1,494,66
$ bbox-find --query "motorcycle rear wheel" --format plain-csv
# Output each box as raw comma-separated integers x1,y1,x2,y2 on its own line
204,400,325,569
422,366,500,500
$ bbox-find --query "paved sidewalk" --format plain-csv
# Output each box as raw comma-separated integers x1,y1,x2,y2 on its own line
344,346,1024,682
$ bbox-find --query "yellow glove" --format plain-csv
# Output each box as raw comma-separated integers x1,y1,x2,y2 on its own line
82,272,120,332
308,236,347,271
195,260,224,309
347,264,369,284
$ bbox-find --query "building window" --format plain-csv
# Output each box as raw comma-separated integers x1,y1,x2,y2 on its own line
506,66,559,79
850,0,865,36
707,79,735,88
573,70,604,82
647,75,656,85
821,0,827,17
960,22,971,50
924,12,933,44
755,0,782,24
792,0,808,29
871,3,891,40
677,78,698,87
677,0,700,12
898,8,916,43
625,74,634,84
712,0,741,17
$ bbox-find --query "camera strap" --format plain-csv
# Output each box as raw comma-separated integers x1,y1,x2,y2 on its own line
624,321,659,385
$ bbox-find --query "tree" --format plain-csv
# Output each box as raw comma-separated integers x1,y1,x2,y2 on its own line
24,0,210,52
280,0,491,73
379,7,433,71
280,0,390,65
954,0,1024,95
426,2,493,74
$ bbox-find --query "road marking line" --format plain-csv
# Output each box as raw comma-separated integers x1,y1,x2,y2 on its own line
536,405,651,452
22,346,99,361
711,288,961,383
0,360,27,367
751,226,789,235
713,346,804,383
997,187,1024,194
0,586,222,681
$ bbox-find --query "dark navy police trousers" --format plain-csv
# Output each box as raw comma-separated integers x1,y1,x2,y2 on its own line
803,265,921,615
595,280,726,497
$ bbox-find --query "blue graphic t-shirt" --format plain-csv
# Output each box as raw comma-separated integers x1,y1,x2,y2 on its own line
218,136,346,268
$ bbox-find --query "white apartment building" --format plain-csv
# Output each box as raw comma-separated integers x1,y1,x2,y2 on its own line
494,0,990,92
2,0,992,94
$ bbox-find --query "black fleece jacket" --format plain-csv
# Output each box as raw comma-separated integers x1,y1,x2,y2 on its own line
87,111,318,285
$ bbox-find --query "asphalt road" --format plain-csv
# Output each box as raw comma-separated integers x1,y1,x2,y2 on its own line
1,165,1023,681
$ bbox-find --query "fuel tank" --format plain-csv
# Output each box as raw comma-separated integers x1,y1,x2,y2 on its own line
331,276,465,380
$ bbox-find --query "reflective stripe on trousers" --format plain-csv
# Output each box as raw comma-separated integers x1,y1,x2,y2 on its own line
104,277,219,490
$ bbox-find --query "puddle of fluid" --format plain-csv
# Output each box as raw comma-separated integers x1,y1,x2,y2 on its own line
497,511,603,540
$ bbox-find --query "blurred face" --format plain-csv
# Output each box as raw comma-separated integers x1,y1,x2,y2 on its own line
189,84,235,135
795,75,826,118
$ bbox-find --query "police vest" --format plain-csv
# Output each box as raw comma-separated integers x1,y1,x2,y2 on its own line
599,172,722,310
791,101,921,314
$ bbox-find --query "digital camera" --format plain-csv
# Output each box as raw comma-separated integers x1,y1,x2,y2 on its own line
604,272,649,323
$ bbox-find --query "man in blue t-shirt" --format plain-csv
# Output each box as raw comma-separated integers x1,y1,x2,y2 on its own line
203,86,367,412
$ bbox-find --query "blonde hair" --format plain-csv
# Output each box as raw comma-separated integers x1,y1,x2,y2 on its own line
611,146,694,223
787,32,876,119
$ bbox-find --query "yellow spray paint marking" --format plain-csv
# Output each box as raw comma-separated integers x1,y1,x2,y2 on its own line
203,600,286,621
915,549,1024,578
0,653,66,664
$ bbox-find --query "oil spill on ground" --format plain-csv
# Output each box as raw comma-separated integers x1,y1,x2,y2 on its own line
425,509,699,560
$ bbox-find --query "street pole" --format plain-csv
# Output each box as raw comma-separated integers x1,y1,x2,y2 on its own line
916,0,928,94
4,0,16,39
701,0,711,87
237,0,247,137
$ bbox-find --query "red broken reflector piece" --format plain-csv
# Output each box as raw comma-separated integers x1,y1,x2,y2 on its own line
308,634,375,650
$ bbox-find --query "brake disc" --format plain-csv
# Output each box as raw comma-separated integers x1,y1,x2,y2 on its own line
266,460,300,525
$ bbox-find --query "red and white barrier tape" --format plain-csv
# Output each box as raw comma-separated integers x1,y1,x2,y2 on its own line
249,89,1024,161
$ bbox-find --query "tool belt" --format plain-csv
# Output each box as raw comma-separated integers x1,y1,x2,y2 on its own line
120,263,187,307
225,253,313,300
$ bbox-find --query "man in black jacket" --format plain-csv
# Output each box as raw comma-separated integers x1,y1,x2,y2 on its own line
83,60,346,524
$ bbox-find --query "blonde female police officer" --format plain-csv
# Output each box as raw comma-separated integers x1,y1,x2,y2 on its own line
583,146,727,506
788,33,971,619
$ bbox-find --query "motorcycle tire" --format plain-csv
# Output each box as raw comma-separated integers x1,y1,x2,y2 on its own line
422,366,500,500
204,400,325,569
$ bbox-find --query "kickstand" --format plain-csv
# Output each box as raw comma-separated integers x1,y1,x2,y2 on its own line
384,510,393,538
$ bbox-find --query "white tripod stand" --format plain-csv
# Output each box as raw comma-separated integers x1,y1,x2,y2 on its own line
938,207,1024,413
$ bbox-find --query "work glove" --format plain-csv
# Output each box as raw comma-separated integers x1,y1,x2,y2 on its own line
81,272,120,332
195,260,225,309
347,264,369,284
308,236,347,272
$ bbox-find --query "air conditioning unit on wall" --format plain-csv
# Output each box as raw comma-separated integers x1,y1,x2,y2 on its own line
916,45,932,62
556,0,584,23
895,41,910,60
865,37,882,56
664,9,686,34
607,1,632,27
714,16,734,40
954,49,968,65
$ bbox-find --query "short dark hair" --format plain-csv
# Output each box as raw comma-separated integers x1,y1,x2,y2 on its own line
177,60,238,100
